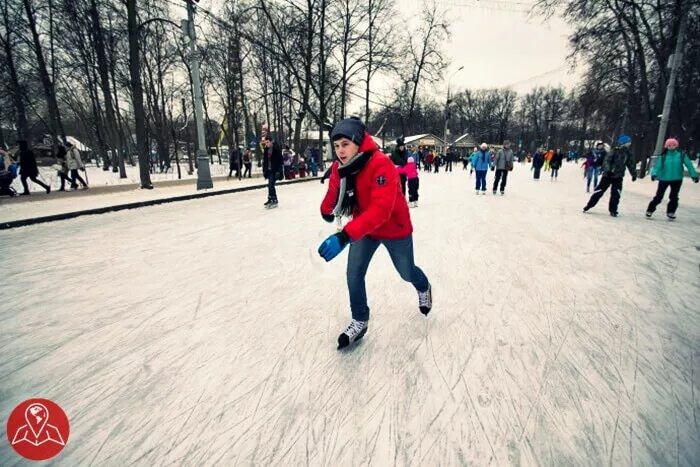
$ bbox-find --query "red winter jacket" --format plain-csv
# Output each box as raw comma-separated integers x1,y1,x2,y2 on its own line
321,133,412,241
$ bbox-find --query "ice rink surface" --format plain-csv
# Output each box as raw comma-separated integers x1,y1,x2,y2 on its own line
1,162,699,465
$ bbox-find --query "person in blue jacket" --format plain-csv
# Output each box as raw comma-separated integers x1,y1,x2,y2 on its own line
646,138,699,220
472,143,491,194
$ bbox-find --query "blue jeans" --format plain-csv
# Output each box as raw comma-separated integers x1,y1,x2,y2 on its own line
267,175,277,200
347,235,429,321
475,170,487,191
586,167,599,191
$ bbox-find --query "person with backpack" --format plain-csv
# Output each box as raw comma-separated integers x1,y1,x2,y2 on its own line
318,117,432,349
645,138,699,220
66,141,88,190
491,140,514,195
242,147,253,178
583,134,637,217
17,140,51,195
550,149,564,181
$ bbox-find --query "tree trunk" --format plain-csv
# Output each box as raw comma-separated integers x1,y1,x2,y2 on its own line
23,0,65,145
89,0,125,178
127,0,152,188
317,0,328,167
1,23,29,140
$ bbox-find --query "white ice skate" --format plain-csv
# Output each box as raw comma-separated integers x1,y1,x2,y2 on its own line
337,319,368,349
418,284,432,316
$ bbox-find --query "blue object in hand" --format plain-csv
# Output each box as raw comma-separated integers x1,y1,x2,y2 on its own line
318,231,350,262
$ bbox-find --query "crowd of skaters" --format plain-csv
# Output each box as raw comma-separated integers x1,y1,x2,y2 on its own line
3,127,699,222
382,132,699,220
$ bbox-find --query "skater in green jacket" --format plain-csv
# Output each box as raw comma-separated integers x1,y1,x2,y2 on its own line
646,138,699,220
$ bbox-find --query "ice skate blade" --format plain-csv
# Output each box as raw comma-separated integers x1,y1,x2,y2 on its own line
337,327,367,350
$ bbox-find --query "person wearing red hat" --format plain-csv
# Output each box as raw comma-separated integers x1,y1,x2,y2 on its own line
646,138,698,220
317,117,432,349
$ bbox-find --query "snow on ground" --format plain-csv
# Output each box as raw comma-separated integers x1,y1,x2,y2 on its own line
1,162,699,465
0,175,290,225
11,161,264,193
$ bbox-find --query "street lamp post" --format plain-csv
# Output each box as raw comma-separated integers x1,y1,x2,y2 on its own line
185,0,213,190
138,4,213,190
443,66,464,152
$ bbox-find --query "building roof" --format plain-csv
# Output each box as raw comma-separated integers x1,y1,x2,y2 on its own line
453,134,476,147
402,134,445,146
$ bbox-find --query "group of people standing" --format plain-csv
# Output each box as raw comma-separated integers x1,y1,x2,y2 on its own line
469,141,515,195
228,146,254,179
0,140,88,197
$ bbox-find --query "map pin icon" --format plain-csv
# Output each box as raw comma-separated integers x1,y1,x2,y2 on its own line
25,403,49,439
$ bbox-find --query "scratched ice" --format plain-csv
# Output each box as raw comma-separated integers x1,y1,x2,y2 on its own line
1,166,698,465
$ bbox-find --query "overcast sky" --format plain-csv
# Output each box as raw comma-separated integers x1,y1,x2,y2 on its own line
364,0,578,107
187,0,578,115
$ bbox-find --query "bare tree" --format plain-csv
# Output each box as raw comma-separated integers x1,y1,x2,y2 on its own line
363,0,396,123
0,0,30,139
127,0,152,188
22,0,66,145
400,1,450,134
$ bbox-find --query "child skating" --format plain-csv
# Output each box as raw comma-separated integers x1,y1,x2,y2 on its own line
646,138,698,220
317,117,432,349
406,154,420,207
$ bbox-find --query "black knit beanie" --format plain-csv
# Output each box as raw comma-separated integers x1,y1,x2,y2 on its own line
331,117,366,145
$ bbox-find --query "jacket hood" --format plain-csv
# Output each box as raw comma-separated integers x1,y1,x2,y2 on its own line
357,132,379,154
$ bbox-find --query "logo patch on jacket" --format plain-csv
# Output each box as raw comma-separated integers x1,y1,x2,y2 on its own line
376,175,386,186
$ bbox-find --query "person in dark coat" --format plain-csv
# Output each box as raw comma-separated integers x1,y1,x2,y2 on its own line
445,148,454,172
583,134,637,217
390,138,409,196
228,146,242,179
532,149,545,180
17,140,51,195
550,149,564,180
262,136,283,208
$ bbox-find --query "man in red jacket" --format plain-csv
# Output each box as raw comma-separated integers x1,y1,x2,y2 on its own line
317,117,432,349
